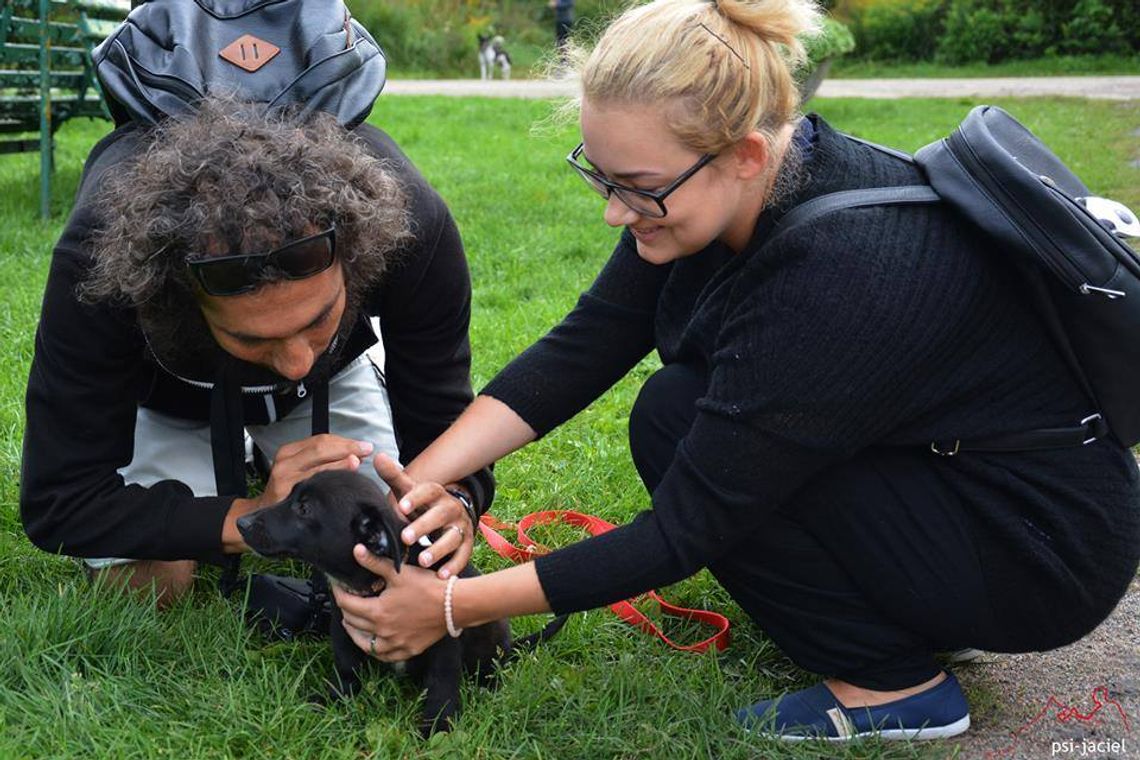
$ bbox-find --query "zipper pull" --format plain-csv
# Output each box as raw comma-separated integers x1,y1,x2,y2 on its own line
296,382,307,399
1079,283,1126,299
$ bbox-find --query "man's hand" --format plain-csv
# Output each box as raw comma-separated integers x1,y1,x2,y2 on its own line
259,434,375,506
221,434,375,552
374,453,475,579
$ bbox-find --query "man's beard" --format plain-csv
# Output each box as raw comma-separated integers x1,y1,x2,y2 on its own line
138,287,363,390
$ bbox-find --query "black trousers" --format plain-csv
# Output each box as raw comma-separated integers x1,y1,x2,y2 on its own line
629,363,1010,691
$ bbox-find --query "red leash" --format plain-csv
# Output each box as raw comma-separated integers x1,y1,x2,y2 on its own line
479,510,731,653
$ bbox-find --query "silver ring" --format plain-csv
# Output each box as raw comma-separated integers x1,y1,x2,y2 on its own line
449,524,465,539
368,634,376,656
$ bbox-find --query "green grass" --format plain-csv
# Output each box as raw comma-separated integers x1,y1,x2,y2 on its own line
831,53,1140,78
1,95,1138,758
394,52,1140,81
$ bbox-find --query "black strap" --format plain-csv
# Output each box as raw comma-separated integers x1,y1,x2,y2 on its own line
307,377,332,608
772,185,939,243
772,185,1109,455
311,378,329,439
215,368,332,598
931,414,1108,456
212,361,246,598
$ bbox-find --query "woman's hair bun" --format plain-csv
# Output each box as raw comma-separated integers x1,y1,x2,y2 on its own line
713,0,821,64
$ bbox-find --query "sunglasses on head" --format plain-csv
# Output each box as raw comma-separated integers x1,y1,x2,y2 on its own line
186,226,337,297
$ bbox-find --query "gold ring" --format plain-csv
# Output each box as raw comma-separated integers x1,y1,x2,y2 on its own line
450,524,465,539
368,634,377,656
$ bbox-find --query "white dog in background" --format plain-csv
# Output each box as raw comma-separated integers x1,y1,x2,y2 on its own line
478,34,512,80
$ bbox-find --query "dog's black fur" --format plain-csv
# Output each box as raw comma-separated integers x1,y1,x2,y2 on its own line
237,470,561,736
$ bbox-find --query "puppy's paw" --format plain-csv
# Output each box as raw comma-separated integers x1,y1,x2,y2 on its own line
418,709,457,738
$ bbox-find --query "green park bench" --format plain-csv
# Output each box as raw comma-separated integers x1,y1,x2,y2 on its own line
0,0,129,217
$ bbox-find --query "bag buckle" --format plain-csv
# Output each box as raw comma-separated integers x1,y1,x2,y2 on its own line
1080,413,1106,445
931,439,960,457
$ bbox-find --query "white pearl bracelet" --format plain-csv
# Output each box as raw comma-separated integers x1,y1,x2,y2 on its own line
444,575,463,638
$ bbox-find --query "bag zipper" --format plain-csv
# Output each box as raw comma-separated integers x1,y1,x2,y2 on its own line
948,130,1093,294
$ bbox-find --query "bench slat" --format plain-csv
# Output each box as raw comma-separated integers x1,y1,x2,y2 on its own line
75,0,131,17
79,17,121,41
0,70,88,83
0,43,89,67
2,17,84,44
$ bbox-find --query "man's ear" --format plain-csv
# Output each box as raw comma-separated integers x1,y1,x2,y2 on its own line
353,505,403,573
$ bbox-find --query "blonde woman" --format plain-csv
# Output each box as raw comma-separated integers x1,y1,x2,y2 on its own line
332,0,1140,741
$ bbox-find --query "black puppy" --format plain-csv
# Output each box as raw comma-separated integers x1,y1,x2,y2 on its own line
237,470,555,736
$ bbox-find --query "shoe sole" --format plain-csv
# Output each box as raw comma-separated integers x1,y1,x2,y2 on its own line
749,714,971,742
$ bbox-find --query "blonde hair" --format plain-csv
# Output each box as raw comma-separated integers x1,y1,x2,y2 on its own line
576,0,822,155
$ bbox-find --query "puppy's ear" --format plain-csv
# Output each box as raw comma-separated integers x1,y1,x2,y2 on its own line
352,505,403,573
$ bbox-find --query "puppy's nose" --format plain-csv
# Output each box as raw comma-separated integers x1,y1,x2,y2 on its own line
236,513,261,541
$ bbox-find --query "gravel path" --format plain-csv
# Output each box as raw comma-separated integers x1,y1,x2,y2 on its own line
382,76,1140,100
951,578,1139,759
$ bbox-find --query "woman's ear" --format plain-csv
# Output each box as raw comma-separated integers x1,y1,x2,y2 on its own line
731,132,770,182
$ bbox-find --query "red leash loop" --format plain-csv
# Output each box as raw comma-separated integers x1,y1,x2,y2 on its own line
479,510,731,653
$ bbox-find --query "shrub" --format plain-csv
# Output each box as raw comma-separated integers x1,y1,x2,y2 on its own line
1061,0,1129,55
844,0,1137,63
936,0,1007,63
349,0,552,76
856,0,945,61
803,15,857,65
1010,8,1048,59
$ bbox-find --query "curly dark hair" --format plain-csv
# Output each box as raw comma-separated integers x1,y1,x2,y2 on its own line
80,95,413,371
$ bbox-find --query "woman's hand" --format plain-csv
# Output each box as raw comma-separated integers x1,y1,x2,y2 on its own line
332,545,448,662
373,453,474,579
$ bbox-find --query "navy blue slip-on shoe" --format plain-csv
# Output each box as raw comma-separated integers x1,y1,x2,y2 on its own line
735,673,970,741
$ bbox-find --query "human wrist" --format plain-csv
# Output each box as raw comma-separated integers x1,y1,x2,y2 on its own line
222,497,261,554
445,564,551,630
445,485,478,529
443,575,463,637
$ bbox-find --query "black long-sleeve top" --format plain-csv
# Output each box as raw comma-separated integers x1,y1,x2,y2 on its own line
482,115,1140,617
21,122,491,565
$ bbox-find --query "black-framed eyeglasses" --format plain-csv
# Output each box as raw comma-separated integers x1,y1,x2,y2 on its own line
566,143,716,219
187,226,337,297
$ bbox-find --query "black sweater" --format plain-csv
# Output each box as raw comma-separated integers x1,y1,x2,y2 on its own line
483,116,1140,617
21,122,490,565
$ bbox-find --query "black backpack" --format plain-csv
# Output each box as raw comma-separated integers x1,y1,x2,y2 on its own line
774,106,1140,451
92,0,386,128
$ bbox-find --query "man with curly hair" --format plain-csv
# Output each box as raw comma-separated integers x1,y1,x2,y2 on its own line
19,97,493,608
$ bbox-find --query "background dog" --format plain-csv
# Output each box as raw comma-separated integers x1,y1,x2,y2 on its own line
237,470,564,736
477,34,511,80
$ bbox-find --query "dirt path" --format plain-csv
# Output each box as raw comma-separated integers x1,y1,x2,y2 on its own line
382,76,1140,100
